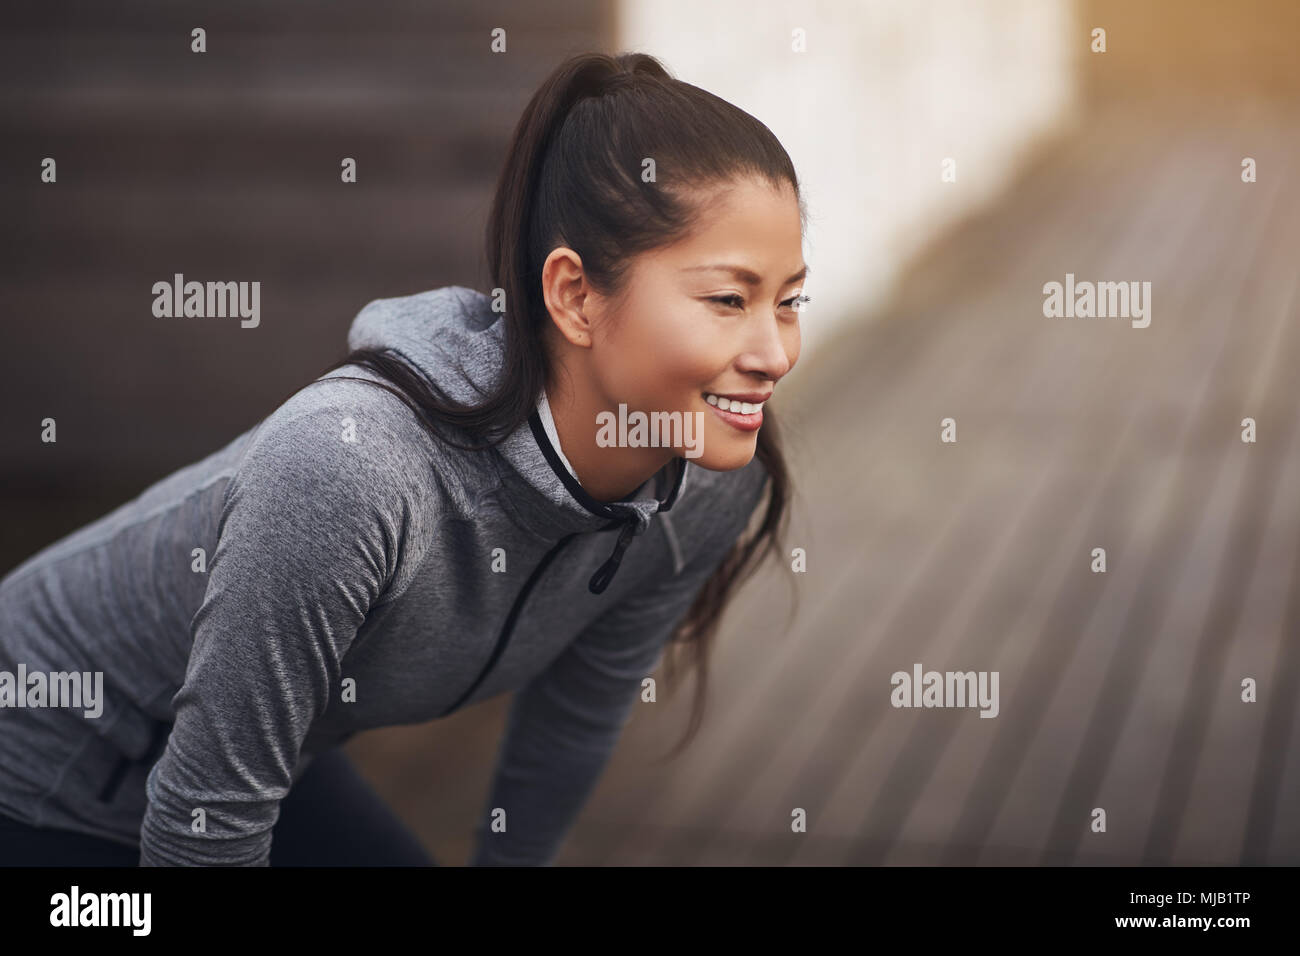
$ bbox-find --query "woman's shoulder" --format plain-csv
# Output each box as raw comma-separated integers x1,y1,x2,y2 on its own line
229,369,456,518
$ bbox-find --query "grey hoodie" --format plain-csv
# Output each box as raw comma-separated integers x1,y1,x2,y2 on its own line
0,286,768,866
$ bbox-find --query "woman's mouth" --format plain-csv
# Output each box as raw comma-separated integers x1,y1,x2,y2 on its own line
702,392,764,432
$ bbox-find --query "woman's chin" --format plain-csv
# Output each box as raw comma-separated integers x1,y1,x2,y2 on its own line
686,441,758,472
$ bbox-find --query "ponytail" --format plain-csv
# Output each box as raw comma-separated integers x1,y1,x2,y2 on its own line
320,51,803,758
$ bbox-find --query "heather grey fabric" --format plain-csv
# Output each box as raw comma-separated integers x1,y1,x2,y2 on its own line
0,286,769,866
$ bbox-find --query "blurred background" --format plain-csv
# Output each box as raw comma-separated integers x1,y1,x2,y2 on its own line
2,0,1298,864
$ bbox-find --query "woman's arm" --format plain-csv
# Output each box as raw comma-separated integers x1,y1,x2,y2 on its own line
139,402,416,866
469,461,769,866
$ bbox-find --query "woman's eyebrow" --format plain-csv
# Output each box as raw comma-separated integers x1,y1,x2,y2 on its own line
683,263,810,286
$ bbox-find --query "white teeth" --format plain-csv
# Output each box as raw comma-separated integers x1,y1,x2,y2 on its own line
704,393,764,414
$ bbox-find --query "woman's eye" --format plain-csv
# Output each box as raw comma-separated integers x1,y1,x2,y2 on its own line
709,293,811,312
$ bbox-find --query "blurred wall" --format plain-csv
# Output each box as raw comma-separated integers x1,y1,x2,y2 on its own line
613,0,1082,358
0,0,613,571
1079,0,1300,104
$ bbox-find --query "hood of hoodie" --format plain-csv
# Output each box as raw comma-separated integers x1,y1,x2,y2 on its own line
343,285,690,594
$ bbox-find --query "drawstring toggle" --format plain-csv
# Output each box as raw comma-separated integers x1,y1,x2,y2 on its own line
588,516,641,594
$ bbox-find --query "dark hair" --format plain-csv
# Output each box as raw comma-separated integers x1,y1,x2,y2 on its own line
318,51,802,759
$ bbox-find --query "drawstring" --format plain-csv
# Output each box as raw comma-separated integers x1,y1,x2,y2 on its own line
527,408,689,596
588,512,642,594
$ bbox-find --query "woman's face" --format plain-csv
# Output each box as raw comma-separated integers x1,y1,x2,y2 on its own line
585,176,806,473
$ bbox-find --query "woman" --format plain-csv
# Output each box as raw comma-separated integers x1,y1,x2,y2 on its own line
0,51,805,866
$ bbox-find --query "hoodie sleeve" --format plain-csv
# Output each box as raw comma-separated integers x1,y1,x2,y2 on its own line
469,460,769,866
138,401,414,866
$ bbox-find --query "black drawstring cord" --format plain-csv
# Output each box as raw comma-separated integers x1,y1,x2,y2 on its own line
588,514,641,594
527,409,688,595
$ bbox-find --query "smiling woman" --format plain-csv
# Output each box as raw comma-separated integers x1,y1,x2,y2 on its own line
0,49,808,868
321,52,810,759
539,174,809,478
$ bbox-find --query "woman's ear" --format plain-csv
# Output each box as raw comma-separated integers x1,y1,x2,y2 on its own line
541,247,596,349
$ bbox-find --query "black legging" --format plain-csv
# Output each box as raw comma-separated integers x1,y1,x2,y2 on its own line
0,747,437,866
